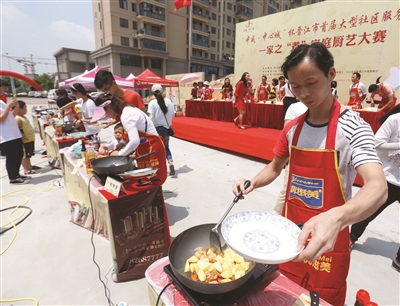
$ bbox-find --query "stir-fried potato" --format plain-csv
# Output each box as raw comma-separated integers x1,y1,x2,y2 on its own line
184,245,251,283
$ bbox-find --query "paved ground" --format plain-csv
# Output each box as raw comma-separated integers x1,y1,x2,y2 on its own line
1,98,399,305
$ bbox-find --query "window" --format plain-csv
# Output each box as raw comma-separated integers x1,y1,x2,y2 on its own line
120,54,141,67
212,13,216,21
232,43,235,49
119,0,127,10
120,18,129,28
211,27,216,34
142,38,166,51
226,41,231,48
233,18,236,24
227,2,232,10
101,38,103,47
99,21,102,30
151,59,162,69
98,3,100,11
227,16,232,23
211,40,216,48
132,3,137,12
211,54,216,60
268,6,276,14
211,0,217,6
133,21,137,30
121,37,129,46
134,39,138,48
226,29,231,36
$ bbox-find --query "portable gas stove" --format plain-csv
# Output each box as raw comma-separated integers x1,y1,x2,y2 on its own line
163,263,279,306
92,172,126,185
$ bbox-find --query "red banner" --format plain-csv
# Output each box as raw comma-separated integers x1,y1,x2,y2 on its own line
174,0,191,12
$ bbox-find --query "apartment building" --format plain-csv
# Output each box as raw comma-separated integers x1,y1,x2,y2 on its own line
90,0,324,80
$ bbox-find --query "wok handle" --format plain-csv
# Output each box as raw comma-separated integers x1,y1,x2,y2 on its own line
134,151,156,160
213,180,251,231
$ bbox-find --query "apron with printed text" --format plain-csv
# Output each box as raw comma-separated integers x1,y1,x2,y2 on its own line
134,130,167,186
279,100,350,306
377,83,397,113
348,83,361,106
258,83,269,101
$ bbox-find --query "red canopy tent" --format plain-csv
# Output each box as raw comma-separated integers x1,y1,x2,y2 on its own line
133,69,179,89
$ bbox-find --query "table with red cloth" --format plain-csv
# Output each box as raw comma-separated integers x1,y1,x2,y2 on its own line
60,149,171,282
355,109,384,134
185,100,284,130
145,257,331,306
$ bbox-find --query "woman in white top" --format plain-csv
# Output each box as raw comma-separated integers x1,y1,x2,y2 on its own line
70,83,102,136
350,112,400,272
147,84,176,175
91,93,157,157
0,98,29,183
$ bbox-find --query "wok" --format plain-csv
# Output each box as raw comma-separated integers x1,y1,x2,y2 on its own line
91,151,156,176
169,223,256,294
62,122,75,133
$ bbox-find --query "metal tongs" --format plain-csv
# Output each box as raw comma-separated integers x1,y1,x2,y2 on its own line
210,180,251,252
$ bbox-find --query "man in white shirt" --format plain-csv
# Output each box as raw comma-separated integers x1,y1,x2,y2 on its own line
348,72,367,107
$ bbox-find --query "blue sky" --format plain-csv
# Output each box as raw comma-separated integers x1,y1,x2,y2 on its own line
1,0,95,76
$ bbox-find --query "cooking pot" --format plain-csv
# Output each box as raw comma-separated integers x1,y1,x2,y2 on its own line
62,122,75,133
90,151,156,176
35,107,47,114
169,223,256,294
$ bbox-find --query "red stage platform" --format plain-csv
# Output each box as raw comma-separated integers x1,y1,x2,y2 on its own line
172,116,281,162
171,116,364,187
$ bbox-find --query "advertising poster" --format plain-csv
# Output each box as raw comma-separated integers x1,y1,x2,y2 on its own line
234,0,400,102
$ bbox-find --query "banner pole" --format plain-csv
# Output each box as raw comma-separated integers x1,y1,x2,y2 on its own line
188,2,193,73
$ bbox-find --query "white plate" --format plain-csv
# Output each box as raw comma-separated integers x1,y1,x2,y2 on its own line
119,167,158,179
221,211,303,264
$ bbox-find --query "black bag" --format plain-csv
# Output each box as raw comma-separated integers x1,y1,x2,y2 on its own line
163,112,174,136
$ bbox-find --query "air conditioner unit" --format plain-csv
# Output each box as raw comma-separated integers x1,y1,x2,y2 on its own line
132,33,138,38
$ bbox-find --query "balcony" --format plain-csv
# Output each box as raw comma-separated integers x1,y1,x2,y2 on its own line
192,9,210,22
137,10,166,25
236,0,253,7
192,24,209,35
236,5,253,21
192,39,209,51
154,0,166,4
193,0,210,9
138,28,166,38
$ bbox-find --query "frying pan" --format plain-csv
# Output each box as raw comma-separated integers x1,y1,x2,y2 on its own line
168,223,256,294
90,151,156,175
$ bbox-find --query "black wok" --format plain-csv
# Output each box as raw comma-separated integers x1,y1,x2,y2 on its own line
62,122,75,133
169,223,256,294
91,151,156,176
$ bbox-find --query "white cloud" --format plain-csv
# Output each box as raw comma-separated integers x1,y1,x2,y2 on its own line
50,20,95,51
1,3,29,24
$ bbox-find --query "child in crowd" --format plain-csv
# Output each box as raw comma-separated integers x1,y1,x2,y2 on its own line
15,100,41,174
269,78,278,103
98,123,127,155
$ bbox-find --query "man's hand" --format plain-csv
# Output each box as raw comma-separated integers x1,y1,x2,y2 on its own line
293,210,342,262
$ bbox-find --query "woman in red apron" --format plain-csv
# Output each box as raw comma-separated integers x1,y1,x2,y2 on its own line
233,72,251,130
257,75,270,102
368,83,397,114
221,78,233,100
233,42,387,306
91,94,167,185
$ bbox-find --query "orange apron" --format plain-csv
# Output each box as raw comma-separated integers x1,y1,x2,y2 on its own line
280,100,350,306
377,83,397,113
348,83,362,106
134,130,167,186
258,83,269,101
222,87,230,99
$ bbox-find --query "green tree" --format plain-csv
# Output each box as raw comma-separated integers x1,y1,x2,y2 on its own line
33,74,54,91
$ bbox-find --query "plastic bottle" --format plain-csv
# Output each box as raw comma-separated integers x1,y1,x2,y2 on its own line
92,135,100,152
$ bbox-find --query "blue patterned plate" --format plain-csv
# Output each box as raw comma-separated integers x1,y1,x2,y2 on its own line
221,210,303,264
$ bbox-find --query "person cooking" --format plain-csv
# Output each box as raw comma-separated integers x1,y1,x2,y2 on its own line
90,94,167,184
256,75,270,103
233,42,387,306
368,81,397,114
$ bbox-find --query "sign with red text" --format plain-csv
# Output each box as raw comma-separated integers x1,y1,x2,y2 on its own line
235,0,400,102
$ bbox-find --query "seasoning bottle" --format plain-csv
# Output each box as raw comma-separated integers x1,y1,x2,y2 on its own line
354,289,370,306
84,146,96,174
92,135,100,152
